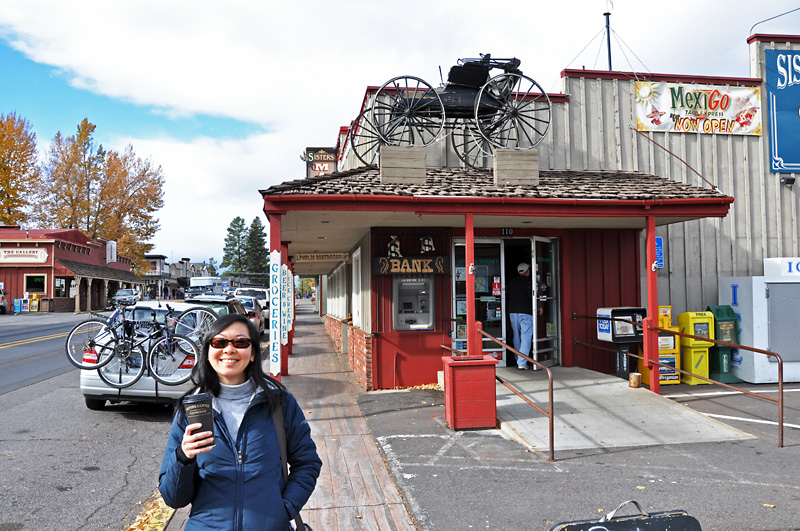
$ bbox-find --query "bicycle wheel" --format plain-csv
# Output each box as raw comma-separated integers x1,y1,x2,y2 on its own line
148,334,199,386
175,306,218,346
65,319,118,370
97,339,146,388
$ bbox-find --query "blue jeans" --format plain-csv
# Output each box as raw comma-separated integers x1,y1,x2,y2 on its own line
510,313,533,368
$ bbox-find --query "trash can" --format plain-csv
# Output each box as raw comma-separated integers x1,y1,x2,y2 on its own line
39,298,53,312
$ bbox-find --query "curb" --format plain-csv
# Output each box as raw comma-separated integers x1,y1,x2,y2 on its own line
141,500,175,531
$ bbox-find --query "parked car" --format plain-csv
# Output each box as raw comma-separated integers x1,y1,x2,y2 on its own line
234,287,269,312
235,295,266,335
110,288,140,306
184,293,248,318
79,301,207,410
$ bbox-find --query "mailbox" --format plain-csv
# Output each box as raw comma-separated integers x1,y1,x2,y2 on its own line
393,276,435,331
597,307,646,379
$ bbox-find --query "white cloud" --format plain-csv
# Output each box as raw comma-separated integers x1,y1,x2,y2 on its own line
114,131,291,264
2,0,799,262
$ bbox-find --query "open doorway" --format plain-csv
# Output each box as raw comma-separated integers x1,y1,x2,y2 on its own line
504,238,560,369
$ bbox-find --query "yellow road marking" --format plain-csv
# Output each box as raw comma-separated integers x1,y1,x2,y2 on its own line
0,331,70,349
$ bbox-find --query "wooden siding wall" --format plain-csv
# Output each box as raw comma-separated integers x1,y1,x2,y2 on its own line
564,229,642,372
338,39,799,317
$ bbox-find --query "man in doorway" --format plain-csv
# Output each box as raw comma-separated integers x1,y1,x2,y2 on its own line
508,262,533,370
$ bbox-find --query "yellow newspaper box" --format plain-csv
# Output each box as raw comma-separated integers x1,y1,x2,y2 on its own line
639,306,680,385
677,311,714,385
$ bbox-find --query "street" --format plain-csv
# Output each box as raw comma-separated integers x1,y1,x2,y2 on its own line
2,312,799,530
0,312,172,531
0,315,83,395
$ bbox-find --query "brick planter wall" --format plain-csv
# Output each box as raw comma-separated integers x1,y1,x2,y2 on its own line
323,316,373,391
324,315,343,353
347,325,373,391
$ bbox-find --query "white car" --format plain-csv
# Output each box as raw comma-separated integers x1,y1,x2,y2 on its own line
234,287,268,315
77,301,216,410
235,295,266,335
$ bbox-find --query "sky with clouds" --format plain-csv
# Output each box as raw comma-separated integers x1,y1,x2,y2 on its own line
1,0,798,266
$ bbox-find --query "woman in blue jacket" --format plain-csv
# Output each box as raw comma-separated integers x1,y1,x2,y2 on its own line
159,313,322,530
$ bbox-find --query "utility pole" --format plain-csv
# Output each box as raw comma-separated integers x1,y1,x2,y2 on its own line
604,1,612,70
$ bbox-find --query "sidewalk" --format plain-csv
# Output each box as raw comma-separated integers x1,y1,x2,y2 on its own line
165,300,416,530
163,301,800,530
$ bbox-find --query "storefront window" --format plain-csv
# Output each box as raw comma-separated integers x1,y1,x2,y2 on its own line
24,274,46,293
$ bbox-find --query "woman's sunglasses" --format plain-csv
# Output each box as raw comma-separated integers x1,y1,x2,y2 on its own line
209,337,252,349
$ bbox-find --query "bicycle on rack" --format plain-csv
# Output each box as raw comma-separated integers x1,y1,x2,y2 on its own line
64,303,211,388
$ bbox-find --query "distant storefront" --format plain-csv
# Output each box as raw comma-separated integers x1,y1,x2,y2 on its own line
0,225,142,312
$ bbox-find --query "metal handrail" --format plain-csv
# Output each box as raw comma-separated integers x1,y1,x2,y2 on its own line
442,329,556,461
572,314,785,448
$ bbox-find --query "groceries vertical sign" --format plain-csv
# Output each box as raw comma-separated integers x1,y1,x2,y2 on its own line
765,49,800,173
269,251,282,376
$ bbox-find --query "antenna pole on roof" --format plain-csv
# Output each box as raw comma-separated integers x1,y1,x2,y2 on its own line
604,1,613,70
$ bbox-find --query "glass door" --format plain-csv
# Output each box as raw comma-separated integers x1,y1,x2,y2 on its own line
532,237,559,368
452,240,505,358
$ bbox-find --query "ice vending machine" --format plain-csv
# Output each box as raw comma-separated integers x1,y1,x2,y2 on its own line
393,276,435,331
597,307,646,379
719,257,800,383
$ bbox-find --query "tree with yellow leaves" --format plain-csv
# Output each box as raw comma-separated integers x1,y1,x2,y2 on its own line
0,112,41,225
35,118,164,271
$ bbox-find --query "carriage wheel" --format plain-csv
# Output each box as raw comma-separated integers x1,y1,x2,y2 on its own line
451,119,493,170
474,73,551,150
371,76,445,147
349,108,381,168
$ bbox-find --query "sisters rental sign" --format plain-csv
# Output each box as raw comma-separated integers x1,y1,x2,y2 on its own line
634,81,761,136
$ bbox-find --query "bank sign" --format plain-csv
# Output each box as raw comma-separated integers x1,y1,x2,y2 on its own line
634,81,761,136
765,50,800,173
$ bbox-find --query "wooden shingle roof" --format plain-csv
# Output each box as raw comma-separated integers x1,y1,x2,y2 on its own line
261,167,727,201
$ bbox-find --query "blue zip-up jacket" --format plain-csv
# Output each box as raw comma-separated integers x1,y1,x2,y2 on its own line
159,390,322,531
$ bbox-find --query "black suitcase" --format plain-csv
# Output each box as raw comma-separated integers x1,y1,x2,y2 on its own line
550,500,701,530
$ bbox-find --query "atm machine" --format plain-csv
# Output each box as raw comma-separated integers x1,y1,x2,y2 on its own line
393,276,435,331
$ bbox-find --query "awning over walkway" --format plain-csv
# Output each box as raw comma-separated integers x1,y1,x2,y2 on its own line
261,167,732,276
55,258,143,284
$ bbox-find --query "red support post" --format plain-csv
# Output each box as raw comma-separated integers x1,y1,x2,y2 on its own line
465,214,477,358
645,215,660,394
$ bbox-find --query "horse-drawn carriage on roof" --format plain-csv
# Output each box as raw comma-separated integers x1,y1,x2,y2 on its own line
348,54,552,169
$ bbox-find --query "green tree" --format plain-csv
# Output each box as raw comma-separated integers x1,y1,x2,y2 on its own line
0,112,41,225
220,217,247,273
206,258,218,276
245,217,268,275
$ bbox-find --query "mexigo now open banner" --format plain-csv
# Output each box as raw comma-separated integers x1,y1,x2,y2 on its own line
634,81,761,136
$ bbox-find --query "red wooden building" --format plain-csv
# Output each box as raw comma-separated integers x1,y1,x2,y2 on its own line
0,224,142,312
261,149,732,391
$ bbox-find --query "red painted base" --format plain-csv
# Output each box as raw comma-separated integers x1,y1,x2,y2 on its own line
442,355,499,430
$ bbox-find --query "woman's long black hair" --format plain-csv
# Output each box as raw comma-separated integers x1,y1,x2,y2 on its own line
182,313,286,415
